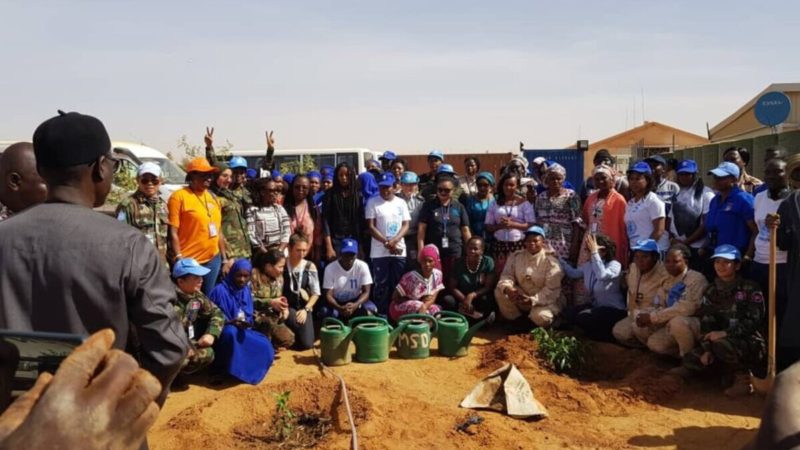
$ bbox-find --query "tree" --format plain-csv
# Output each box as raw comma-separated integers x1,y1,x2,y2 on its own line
176,134,234,169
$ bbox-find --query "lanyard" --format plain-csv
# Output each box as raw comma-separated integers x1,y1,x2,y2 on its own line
193,191,212,218
440,204,451,229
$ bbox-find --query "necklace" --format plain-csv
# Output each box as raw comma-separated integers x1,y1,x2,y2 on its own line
466,255,483,274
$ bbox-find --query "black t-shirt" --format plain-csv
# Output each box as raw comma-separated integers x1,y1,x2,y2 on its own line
419,198,469,257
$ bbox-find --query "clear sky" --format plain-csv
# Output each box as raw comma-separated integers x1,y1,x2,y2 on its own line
1,1,797,155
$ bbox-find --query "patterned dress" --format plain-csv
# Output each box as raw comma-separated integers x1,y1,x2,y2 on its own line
389,269,445,321
535,189,582,259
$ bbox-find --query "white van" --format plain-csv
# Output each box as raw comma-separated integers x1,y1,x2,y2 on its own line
229,148,375,176
112,141,186,199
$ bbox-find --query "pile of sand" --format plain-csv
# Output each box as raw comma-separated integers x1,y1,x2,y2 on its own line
150,331,764,449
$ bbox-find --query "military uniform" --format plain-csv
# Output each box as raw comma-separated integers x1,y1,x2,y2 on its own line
173,288,225,374
645,269,709,357
251,269,296,349
682,277,767,377
612,262,669,347
216,188,252,260
495,248,564,327
115,191,170,265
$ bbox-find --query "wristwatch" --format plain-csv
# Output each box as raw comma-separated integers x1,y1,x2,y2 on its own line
304,306,313,313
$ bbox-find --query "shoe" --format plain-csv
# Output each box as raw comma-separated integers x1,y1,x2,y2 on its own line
723,373,754,397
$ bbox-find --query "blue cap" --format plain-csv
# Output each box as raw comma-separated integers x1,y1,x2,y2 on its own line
321,165,335,176
437,163,455,175
627,161,652,175
284,173,296,184
246,168,257,179
645,155,667,166
229,156,248,169
307,170,322,180
271,169,282,179
380,150,397,161
708,161,740,179
676,160,698,174
172,258,211,278
476,171,495,186
525,225,545,237
711,244,741,261
341,238,358,254
428,150,444,161
401,171,419,184
631,239,659,253
323,174,333,182
378,172,396,187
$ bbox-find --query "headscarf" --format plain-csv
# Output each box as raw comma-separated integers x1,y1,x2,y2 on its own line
418,244,442,270
476,171,495,186
210,259,254,323
592,163,614,179
357,171,379,206
307,170,322,180
510,155,529,174
545,162,567,178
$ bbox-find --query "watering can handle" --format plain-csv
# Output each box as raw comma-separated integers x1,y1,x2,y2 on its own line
321,317,346,328
434,310,467,322
348,316,388,328
397,313,438,333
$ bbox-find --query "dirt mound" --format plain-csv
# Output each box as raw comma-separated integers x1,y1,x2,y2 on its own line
162,376,369,449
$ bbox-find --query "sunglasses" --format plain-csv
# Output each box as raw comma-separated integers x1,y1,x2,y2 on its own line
438,188,452,194
106,155,121,173
139,176,160,185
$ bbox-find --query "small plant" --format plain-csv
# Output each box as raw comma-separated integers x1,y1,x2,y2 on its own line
273,390,295,441
531,328,587,373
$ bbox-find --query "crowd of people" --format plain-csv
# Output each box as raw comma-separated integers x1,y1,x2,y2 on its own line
2,113,800,412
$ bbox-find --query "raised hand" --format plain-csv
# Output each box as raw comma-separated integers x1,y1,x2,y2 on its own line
204,127,215,148
265,130,276,150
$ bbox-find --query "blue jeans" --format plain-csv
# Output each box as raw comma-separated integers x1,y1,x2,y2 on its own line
201,253,222,296
371,257,407,315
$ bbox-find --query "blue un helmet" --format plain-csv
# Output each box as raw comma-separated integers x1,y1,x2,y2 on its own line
229,156,248,170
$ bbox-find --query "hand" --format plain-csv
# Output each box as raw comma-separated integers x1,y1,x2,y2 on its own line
704,331,727,342
279,308,290,321
699,351,714,366
295,309,308,325
326,247,337,262
204,126,214,147
584,233,598,253
221,259,234,276
635,313,652,327
196,334,215,348
0,329,160,450
419,303,430,314
464,292,477,306
265,130,275,150
765,213,780,230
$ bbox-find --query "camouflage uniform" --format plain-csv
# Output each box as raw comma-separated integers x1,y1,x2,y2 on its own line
115,191,170,266
216,188,252,260
173,288,225,374
682,277,767,377
251,269,296,349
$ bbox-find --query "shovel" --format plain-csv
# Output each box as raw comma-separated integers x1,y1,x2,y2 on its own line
751,225,778,394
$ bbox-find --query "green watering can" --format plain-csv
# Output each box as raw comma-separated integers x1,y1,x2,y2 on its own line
349,316,402,363
319,317,354,366
394,314,438,359
435,311,495,357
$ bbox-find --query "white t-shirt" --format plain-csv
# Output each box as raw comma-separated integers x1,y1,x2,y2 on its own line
625,192,669,251
323,259,373,302
365,195,411,258
754,191,788,264
668,186,715,249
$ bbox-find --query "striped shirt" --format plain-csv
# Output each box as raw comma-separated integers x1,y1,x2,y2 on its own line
246,204,290,249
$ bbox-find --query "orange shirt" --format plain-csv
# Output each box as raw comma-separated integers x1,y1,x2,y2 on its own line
168,187,222,264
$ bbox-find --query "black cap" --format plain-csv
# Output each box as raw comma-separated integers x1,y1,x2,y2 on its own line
593,149,613,164
33,110,111,168
645,155,667,166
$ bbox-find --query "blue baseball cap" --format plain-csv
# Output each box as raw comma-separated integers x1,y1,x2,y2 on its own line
229,156,248,169
380,150,397,161
708,161,740,179
428,150,444,161
341,238,359,254
307,170,322,180
711,244,741,261
631,239,659,253
172,258,211,278
271,169,282,179
645,155,667,166
627,161,652,175
378,172,396,187
437,163,455,175
246,168,257,179
401,171,419,184
525,225,546,237
676,160,698,174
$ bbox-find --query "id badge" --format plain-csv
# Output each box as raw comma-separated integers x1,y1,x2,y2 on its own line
441,237,449,248
209,223,218,237
188,325,195,340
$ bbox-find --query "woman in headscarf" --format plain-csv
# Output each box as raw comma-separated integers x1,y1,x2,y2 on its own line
580,164,628,267
358,171,380,207
209,259,274,385
535,163,582,261
389,244,445,321
464,171,496,241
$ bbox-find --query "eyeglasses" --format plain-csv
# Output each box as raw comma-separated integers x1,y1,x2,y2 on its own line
106,155,121,173
437,188,452,194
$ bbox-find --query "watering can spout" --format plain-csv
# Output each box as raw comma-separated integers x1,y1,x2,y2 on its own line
460,312,495,348
389,322,407,347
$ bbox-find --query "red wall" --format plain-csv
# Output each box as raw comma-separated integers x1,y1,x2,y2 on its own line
397,152,514,179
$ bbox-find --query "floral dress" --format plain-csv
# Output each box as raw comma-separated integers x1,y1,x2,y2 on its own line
389,269,444,321
534,189,581,259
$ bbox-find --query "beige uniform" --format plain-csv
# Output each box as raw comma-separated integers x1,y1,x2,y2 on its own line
646,269,709,356
612,262,668,346
495,249,563,327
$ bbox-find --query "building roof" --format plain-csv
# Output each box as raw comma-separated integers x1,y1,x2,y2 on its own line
568,120,708,149
709,83,800,137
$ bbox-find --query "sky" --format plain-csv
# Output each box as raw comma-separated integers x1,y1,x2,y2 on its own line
1,1,798,155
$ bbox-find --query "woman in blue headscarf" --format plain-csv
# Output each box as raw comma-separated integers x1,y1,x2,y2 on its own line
209,259,274,384
357,171,379,207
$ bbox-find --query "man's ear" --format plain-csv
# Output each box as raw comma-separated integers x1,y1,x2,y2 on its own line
91,156,106,183
7,172,22,191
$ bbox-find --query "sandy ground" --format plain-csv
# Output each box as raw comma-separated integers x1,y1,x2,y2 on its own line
149,330,764,450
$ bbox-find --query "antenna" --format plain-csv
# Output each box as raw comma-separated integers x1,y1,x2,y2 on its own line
641,87,645,122
633,96,637,126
